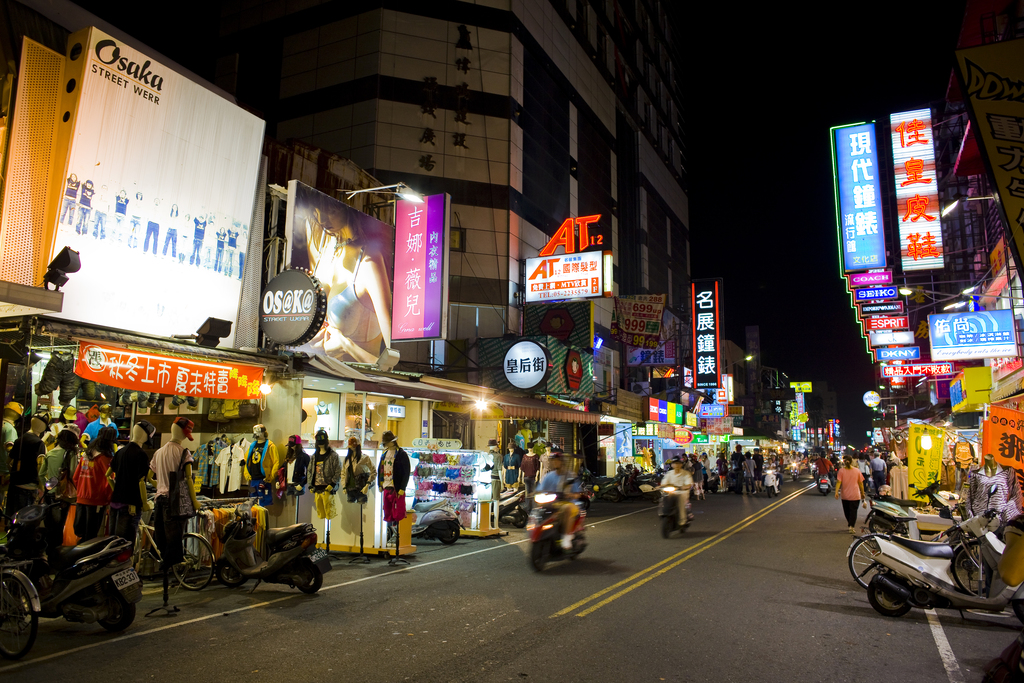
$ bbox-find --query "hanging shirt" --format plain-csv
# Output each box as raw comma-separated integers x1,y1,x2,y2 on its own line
65,177,80,199
115,194,129,216
216,446,232,493
79,182,95,208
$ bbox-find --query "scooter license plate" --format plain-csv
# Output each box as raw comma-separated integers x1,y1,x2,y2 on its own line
308,548,332,573
112,568,141,591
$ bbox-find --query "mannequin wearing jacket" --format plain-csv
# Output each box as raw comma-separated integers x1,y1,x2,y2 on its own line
310,429,340,519
243,424,279,506
341,438,374,504
284,435,309,495
377,431,410,525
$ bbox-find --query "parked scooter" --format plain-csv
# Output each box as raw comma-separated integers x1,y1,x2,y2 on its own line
527,493,587,571
582,468,622,502
616,465,660,502
411,499,462,543
865,482,957,539
498,488,528,527
658,486,691,538
216,504,328,592
763,469,780,498
4,504,140,632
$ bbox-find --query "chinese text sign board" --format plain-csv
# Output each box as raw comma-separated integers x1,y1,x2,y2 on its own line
890,109,944,271
983,406,1024,472
525,251,608,303
928,310,1018,360
880,362,953,378
833,122,887,271
907,423,944,502
393,194,450,341
691,279,722,390
612,295,666,350
502,340,550,390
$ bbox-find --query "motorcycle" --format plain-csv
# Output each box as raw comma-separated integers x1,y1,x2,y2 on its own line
658,486,691,538
582,468,622,502
411,499,462,543
865,482,957,539
763,469,780,498
790,463,800,481
817,473,832,496
616,465,660,502
216,504,328,593
527,493,587,571
4,504,140,632
865,503,1024,621
498,488,528,527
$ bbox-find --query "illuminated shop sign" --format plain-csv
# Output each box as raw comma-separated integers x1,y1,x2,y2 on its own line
392,194,450,341
832,122,887,271
855,286,897,302
865,316,909,331
869,330,916,347
691,279,723,390
859,301,905,315
875,346,921,361
928,310,1018,360
849,271,893,286
890,109,944,271
881,362,954,378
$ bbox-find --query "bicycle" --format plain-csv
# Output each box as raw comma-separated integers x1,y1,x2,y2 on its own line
133,513,214,591
0,529,39,660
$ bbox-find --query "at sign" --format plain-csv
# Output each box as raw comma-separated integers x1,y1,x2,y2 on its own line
866,316,909,331
539,215,603,255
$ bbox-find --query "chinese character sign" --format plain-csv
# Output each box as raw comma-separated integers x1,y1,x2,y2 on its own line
832,122,887,271
928,310,1018,360
392,194,450,341
907,423,943,503
612,294,666,350
626,339,676,366
691,279,722,390
957,41,1024,279
983,406,1024,471
524,252,606,303
890,109,944,271
75,342,264,399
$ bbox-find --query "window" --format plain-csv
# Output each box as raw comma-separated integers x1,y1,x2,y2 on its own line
450,227,466,252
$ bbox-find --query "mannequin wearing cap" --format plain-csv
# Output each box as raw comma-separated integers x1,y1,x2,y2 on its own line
84,403,116,442
106,421,157,548
0,401,22,517
150,418,199,566
341,437,373,504
5,413,49,518
284,435,309,495
310,429,340,519
376,431,410,526
243,424,279,506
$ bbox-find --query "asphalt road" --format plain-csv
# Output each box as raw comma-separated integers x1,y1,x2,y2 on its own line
1,476,1015,682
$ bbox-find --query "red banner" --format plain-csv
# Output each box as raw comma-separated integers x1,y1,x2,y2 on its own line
983,405,1024,470
75,342,265,400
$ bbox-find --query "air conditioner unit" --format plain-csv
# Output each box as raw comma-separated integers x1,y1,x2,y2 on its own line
630,382,650,396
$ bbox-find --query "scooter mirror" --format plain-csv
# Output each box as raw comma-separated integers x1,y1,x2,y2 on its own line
939,507,952,520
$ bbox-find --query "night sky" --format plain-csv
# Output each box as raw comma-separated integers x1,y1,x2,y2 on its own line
683,1,967,443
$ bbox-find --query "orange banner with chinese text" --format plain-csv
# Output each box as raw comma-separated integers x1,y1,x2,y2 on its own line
75,342,264,400
982,405,1024,470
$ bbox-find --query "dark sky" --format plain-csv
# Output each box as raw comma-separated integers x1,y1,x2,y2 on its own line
683,1,967,444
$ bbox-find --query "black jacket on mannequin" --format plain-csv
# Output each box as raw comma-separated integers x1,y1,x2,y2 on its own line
377,447,410,491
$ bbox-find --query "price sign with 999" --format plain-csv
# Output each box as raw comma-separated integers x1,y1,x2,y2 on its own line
612,294,666,350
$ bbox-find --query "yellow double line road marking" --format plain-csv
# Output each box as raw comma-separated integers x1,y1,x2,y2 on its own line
551,483,813,619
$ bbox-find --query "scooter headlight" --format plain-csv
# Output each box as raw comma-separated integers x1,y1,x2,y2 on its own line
662,486,676,492
535,493,557,504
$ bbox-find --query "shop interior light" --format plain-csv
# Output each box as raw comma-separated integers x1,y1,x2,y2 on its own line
745,355,753,361
962,286,976,295
942,300,967,310
941,198,960,217
475,399,489,410
42,246,81,291
898,287,914,295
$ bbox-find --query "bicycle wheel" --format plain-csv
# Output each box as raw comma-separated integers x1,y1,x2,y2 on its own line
173,533,215,591
0,571,38,660
848,534,883,589
952,543,984,597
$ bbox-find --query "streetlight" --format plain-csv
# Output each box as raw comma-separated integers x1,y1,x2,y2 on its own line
346,183,424,203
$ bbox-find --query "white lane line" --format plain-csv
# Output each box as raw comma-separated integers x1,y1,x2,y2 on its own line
925,609,966,683
1,507,650,672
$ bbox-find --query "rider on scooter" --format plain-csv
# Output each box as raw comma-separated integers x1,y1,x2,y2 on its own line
660,456,693,525
815,450,835,487
537,450,582,550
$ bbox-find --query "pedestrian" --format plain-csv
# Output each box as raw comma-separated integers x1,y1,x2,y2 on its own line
520,442,540,505
716,453,728,492
835,454,867,534
73,425,116,540
869,451,886,494
753,448,764,493
857,455,873,493
731,445,745,494
689,455,704,500
743,452,756,494
700,451,710,489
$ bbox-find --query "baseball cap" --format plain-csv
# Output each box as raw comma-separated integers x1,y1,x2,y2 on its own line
174,417,194,441
62,405,77,421
3,401,23,417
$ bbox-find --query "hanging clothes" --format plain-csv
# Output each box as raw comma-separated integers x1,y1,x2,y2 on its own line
889,466,909,500
228,442,247,493
216,446,232,494
251,504,268,557
969,468,1024,523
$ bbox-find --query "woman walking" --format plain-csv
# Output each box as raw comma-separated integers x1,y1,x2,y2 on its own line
835,454,867,534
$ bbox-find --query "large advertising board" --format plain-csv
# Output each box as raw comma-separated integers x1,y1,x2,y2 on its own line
928,310,1018,360
832,122,887,271
612,294,666,350
890,109,944,271
691,279,722,390
46,28,265,343
524,251,609,302
286,180,395,363
392,194,450,341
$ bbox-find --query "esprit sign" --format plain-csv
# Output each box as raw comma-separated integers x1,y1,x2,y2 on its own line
855,286,898,302
849,271,893,287
866,316,909,331
503,340,549,390
881,362,954,378
260,269,327,346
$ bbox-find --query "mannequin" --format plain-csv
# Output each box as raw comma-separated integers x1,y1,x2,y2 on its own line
985,453,998,477
377,430,410,565
342,436,373,563
0,401,22,521
243,424,279,506
5,413,49,518
285,435,310,495
84,403,116,441
149,418,197,617
970,453,1024,523
310,430,341,519
106,421,157,548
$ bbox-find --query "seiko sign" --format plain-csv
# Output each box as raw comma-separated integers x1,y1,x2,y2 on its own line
260,269,327,346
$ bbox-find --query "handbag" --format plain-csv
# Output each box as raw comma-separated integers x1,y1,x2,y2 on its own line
983,630,1024,683
166,449,196,519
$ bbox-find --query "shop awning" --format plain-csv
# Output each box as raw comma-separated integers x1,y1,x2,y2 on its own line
308,356,462,402
492,394,602,424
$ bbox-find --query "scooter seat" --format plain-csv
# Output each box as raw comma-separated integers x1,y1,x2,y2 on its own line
52,536,122,569
889,535,955,559
266,524,310,548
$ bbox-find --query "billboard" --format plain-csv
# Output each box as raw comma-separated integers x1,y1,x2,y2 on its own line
692,279,722,390
392,194,450,341
45,28,264,343
612,294,666,350
286,180,395,363
627,339,676,366
928,310,1018,360
523,301,595,349
524,251,610,303
832,122,886,271
890,109,944,271
855,286,897,302
875,346,921,361
955,40,1024,277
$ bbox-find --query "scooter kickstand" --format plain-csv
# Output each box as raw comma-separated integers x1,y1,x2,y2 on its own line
248,579,262,594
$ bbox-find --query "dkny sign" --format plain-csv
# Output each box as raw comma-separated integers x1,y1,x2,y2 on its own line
260,269,327,346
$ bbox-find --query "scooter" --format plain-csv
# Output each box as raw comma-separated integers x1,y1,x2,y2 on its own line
582,469,622,502
763,469,780,498
4,504,140,632
216,504,328,593
658,486,691,538
790,463,800,481
865,483,958,539
527,493,587,571
817,473,832,495
616,465,660,502
498,488,528,527
411,499,462,544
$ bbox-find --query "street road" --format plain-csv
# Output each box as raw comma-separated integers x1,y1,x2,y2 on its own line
1,476,1014,682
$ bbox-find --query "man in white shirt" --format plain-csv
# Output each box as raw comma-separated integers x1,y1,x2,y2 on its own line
661,456,693,525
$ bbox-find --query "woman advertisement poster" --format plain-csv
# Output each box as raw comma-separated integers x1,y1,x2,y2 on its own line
286,181,394,363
